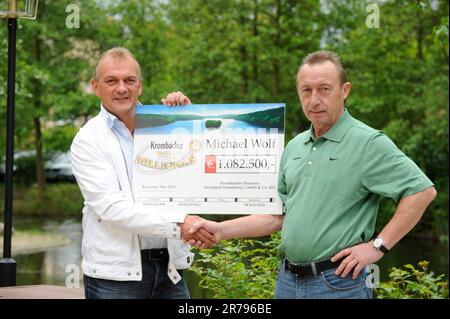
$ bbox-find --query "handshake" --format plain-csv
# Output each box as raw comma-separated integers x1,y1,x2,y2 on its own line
178,214,283,248
178,215,222,249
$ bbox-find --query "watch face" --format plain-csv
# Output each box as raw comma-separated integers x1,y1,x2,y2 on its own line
374,238,382,248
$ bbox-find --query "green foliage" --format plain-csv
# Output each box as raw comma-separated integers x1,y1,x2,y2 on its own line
332,0,449,241
106,0,174,102
433,16,449,47
376,261,449,299
205,120,222,128
190,235,447,299
0,0,447,242
165,0,324,137
0,183,83,217
13,153,38,185
230,107,284,129
189,233,281,298
43,125,78,153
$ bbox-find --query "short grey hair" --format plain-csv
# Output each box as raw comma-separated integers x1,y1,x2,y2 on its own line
93,47,142,80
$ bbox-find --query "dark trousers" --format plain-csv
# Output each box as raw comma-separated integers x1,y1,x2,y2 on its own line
83,252,190,299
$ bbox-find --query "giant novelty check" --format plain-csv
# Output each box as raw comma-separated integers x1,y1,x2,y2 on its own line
133,103,285,214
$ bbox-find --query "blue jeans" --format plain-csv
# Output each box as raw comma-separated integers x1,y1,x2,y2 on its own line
274,260,373,299
83,256,190,299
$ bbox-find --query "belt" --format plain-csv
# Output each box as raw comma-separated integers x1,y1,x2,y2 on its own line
141,248,169,261
284,258,342,278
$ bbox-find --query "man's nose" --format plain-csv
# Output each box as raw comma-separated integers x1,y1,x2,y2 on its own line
116,81,127,93
310,89,321,106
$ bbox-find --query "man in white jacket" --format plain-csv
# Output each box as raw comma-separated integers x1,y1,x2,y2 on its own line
70,47,214,299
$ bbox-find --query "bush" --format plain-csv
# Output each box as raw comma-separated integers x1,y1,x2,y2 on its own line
1,183,83,216
189,233,281,299
375,261,449,299
13,153,37,185
43,125,78,153
190,235,448,299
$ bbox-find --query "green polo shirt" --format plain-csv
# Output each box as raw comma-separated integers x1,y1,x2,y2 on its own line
278,109,433,263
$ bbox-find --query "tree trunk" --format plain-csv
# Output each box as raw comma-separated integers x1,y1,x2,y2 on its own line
34,28,46,200
34,116,46,199
416,0,424,60
240,10,249,97
272,0,281,99
252,0,259,102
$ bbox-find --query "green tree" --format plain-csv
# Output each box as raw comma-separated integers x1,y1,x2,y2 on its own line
111,0,174,103
165,0,325,139
1,0,447,245
326,0,449,241
1,1,113,195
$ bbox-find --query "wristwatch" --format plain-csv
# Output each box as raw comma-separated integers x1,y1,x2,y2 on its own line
373,237,389,254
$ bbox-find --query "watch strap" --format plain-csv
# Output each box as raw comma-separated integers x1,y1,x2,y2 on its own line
378,243,389,254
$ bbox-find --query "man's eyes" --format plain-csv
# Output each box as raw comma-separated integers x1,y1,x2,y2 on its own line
301,88,312,94
104,78,137,85
300,87,332,96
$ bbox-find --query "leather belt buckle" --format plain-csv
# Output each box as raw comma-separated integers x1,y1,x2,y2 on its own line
145,248,169,261
285,259,307,278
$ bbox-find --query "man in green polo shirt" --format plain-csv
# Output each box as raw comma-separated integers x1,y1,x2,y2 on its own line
189,50,437,299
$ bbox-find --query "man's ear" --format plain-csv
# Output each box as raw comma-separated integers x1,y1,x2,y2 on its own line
91,79,100,97
342,81,351,100
138,81,143,97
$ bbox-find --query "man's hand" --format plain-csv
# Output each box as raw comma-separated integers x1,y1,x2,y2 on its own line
179,215,216,249
331,242,384,279
161,91,191,106
189,219,223,242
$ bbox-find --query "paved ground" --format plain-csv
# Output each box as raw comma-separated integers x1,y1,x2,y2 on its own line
0,284,84,299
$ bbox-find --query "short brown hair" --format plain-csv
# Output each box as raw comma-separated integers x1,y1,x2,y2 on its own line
93,47,142,80
297,50,347,84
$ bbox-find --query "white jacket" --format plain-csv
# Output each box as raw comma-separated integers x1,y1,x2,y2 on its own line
70,109,194,284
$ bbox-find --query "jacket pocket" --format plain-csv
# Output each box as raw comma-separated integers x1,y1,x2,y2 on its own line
90,221,133,260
